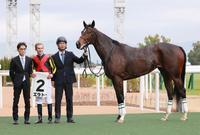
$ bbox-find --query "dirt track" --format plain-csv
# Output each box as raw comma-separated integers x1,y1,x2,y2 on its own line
0,87,199,117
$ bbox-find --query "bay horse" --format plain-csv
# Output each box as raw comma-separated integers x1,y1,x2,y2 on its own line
76,21,188,123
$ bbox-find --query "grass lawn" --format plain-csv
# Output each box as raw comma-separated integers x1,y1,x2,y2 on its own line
0,113,199,135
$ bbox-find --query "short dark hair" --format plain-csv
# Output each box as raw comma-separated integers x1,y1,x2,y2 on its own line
17,42,27,50
35,42,43,49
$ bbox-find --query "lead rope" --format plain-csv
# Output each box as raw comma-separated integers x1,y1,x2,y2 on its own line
82,47,104,77
82,48,88,78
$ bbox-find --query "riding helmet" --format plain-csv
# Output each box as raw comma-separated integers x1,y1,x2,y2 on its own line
56,36,67,45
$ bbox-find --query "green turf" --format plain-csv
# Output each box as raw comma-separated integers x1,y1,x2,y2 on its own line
0,113,199,135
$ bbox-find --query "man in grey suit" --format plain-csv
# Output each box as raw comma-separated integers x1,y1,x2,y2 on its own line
9,42,33,125
52,36,87,123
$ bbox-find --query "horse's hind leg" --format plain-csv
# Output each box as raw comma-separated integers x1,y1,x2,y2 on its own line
112,76,126,123
173,78,188,121
159,70,174,121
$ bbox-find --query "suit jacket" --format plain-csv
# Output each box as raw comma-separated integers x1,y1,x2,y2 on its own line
9,56,33,87
52,51,84,85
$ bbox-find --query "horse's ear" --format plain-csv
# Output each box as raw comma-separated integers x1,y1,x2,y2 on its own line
91,20,95,28
83,21,87,28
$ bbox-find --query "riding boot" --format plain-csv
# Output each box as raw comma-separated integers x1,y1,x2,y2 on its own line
47,104,52,123
35,104,42,124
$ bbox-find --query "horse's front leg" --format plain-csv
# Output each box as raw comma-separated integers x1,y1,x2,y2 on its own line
112,76,126,123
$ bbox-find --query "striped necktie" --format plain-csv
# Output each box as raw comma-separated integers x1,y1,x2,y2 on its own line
21,57,25,69
61,53,65,64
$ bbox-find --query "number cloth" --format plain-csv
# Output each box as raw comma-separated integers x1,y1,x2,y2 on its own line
31,72,51,98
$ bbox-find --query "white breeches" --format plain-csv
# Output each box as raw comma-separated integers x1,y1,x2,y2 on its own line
36,87,52,104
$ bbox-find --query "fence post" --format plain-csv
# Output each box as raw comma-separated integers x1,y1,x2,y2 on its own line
149,74,152,93
140,76,144,110
96,76,100,106
77,73,80,90
155,73,160,112
0,75,2,108
101,75,104,89
145,75,148,99
188,73,194,89
123,80,127,97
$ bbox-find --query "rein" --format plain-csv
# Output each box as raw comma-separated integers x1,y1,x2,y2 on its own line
82,46,104,77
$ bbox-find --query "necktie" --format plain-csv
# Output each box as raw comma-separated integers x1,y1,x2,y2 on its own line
21,57,25,69
61,53,65,64
21,57,26,81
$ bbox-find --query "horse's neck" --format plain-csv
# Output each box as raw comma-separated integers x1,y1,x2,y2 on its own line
93,31,114,62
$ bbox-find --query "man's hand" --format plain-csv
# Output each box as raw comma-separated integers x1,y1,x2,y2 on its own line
47,74,53,79
31,73,36,78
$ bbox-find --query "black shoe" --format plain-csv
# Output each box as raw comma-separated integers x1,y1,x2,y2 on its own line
67,119,75,123
48,119,52,124
24,121,31,124
54,118,60,124
13,120,19,125
35,119,43,124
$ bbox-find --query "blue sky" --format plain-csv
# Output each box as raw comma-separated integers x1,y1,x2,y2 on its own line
0,0,200,62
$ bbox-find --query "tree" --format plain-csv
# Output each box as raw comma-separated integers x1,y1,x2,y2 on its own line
138,34,171,47
0,57,11,70
0,57,11,85
188,41,200,65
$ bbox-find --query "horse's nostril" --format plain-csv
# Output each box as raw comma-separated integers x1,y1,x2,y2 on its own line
76,41,80,48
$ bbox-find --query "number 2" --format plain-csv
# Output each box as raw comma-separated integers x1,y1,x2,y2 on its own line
36,79,45,92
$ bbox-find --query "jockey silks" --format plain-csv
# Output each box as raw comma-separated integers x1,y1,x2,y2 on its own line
33,54,56,73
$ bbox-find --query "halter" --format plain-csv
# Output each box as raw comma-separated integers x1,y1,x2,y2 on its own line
79,36,90,49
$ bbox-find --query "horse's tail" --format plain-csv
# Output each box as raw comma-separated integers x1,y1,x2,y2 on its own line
174,47,186,111
175,47,186,111
180,47,186,86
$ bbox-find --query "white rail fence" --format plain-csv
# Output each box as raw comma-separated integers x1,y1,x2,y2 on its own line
0,65,199,112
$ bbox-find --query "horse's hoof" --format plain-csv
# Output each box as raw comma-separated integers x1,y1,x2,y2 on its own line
161,113,169,121
180,113,188,121
180,117,187,121
161,117,168,121
116,119,124,124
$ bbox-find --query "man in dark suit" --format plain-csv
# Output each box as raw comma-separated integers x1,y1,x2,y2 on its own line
52,36,87,123
9,42,33,125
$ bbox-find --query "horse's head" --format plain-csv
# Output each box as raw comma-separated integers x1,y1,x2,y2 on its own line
76,20,96,50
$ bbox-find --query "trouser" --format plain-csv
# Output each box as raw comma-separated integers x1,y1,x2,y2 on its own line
12,81,30,121
35,81,53,120
37,104,52,121
55,83,73,120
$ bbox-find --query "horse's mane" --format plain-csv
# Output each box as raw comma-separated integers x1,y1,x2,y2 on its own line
91,27,120,46
112,40,120,45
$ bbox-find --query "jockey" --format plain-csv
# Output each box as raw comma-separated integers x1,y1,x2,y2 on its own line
32,42,56,124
